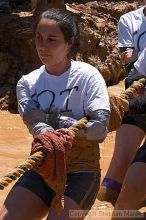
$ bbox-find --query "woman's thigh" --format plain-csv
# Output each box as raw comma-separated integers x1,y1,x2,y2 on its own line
0,169,56,220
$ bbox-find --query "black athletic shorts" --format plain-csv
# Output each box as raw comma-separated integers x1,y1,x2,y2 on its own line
133,141,146,163
14,170,100,210
122,68,146,133
122,113,146,133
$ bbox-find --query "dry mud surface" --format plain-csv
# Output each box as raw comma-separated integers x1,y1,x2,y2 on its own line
0,0,141,110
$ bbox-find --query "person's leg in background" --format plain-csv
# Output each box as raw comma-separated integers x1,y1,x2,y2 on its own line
97,50,146,206
111,143,146,220
97,115,146,205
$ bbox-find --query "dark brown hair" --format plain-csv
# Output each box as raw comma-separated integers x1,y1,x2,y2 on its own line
34,9,80,58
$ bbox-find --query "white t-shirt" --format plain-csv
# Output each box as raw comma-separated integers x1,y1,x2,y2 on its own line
118,6,146,53
17,60,110,140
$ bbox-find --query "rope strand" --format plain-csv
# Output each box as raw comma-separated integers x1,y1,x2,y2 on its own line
120,78,146,99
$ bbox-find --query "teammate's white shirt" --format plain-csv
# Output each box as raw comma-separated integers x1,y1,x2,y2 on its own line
118,6,146,53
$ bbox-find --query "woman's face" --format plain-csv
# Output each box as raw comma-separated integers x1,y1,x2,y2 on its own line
35,18,71,69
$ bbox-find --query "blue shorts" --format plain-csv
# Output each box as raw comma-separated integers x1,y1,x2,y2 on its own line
14,170,100,210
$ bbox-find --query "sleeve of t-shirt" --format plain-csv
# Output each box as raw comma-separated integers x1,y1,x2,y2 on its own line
86,109,110,143
134,48,146,76
84,71,110,142
16,77,54,137
118,15,134,48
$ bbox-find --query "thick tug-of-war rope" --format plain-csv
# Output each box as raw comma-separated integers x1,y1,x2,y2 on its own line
0,118,88,190
0,151,44,189
120,78,146,99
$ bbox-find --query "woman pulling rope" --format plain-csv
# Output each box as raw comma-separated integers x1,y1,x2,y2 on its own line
0,9,110,220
